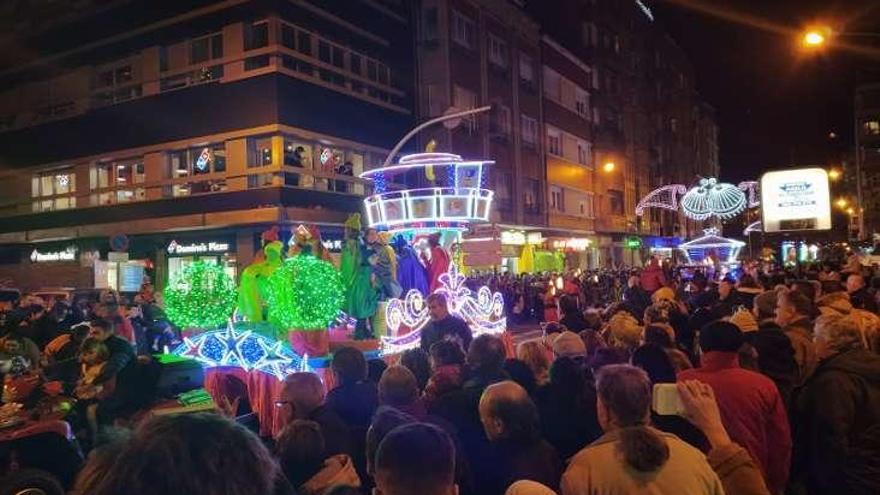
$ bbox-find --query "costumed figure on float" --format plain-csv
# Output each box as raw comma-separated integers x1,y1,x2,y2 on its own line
340,214,379,340
423,232,450,293
393,235,429,296
237,227,283,323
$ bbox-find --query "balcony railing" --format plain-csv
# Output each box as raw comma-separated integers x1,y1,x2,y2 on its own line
0,165,376,220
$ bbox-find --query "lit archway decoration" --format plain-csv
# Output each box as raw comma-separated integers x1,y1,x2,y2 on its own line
680,178,747,220
743,220,763,235
636,177,759,221
635,184,687,216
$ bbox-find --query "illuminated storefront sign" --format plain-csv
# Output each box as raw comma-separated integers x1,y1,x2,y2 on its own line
166,240,230,255
501,231,544,246
30,246,77,262
551,238,591,251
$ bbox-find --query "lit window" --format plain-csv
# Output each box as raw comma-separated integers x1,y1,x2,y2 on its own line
864,120,880,135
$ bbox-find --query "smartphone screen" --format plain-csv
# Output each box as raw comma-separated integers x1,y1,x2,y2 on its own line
652,383,686,416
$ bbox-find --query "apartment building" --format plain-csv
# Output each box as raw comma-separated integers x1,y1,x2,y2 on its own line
854,83,880,240
0,0,414,290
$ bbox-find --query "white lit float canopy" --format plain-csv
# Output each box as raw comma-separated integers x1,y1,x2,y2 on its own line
678,228,745,265
360,152,494,233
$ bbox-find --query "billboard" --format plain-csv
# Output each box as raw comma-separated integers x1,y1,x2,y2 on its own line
760,168,831,232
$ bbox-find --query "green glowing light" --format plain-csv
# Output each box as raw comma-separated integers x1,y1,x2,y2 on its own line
163,260,238,328
267,254,343,330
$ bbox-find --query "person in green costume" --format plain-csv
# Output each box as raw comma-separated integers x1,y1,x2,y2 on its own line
340,213,378,339
238,238,284,322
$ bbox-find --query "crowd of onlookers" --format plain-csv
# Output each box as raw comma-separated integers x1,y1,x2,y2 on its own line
0,285,174,444
3,256,880,495
49,256,880,494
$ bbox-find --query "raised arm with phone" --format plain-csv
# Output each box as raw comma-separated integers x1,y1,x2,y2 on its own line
677,380,770,495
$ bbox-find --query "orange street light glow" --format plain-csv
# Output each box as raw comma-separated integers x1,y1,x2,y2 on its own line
836,197,848,209
828,169,841,180
803,31,826,46
603,162,616,173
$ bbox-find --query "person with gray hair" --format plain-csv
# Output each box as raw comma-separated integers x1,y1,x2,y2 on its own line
278,372,352,459
791,314,880,495
561,364,723,495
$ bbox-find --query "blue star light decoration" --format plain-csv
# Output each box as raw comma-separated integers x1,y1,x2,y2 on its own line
174,320,308,380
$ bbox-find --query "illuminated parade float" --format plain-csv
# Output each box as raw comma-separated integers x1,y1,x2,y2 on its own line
169,106,507,383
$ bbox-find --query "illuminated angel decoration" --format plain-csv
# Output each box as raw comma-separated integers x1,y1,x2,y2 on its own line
382,263,505,355
636,177,757,221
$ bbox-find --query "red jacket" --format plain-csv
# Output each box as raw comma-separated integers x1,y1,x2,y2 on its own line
678,352,791,495
639,263,666,293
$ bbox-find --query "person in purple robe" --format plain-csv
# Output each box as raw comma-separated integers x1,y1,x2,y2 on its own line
393,236,430,296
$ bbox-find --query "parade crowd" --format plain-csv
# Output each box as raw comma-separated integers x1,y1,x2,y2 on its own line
2,256,880,495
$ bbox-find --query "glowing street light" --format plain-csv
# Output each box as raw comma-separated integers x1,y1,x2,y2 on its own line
802,29,827,47
828,168,841,181
603,161,616,173
836,197,848,209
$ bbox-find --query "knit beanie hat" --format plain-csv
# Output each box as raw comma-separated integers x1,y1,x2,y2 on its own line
728,307,758,333
700,321,744,353
552,331,587,358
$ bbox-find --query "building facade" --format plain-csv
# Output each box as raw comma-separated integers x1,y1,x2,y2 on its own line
854,83,880,241
0,0,414,290
529,0,719,266
414,0,550,272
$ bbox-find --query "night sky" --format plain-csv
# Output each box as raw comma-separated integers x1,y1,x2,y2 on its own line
652,0,880,182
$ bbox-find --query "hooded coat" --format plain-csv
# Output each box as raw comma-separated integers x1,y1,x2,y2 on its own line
793,348,880,495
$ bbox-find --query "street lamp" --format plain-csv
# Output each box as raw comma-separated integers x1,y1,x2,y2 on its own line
836,197,848,209
828,168,841,181
603,161,616,173
802,29,828,48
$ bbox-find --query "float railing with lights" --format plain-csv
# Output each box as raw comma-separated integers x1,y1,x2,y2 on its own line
360,152,494,233
357,107,509,354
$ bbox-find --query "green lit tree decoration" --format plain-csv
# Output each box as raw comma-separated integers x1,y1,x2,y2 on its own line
164,260,238,328
267,254,343,330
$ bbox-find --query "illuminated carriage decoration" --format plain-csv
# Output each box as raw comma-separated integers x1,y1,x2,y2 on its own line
359,126,507,355
677,228,745,266
360,152,494,233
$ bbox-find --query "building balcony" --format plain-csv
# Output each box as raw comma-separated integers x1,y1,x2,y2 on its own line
0,165,370,240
